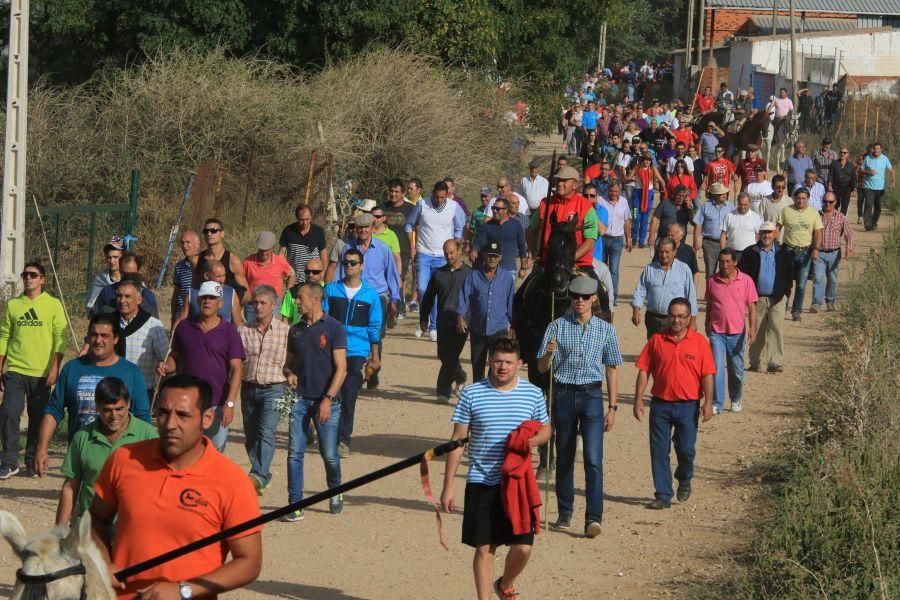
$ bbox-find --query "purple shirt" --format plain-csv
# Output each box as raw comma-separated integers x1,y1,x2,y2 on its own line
172,318,246,406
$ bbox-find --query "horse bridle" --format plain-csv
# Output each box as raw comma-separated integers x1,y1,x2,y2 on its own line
15,563,88,599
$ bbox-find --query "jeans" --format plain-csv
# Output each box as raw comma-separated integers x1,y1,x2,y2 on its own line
204,405,230,452
861,188,884,228
812,249,841,306
241,382,285,487
339,356,367,445
469,331,506,382
565,126,577,154
709,332,745,410
415,253,447,330
0,372,49,468
602,236,625,298
649,400,700,500
630,189,654,246
789,247,813,314
436,323,468,397
553,386,605,524
287,396,342,503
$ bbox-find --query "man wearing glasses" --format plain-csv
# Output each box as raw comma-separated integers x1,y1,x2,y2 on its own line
812,192,853,313
633,297,715,509
536,275,623,537
197,218,250,303
828,147,857,216
471,198,529,279
703,145,737,197
485,176,528,221
0,262,68,479
370,208,403,286
280,257,326,325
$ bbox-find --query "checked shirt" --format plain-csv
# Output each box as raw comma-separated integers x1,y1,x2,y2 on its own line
539,312,624,385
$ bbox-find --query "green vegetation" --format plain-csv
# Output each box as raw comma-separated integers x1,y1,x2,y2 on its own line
696,225,899,599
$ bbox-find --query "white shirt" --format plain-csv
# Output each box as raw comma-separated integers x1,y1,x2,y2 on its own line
746,181,774,211
598,196,632,237
666,155,694,174
485,192,528,218
721,210,763,251
794,181,826,211
519,175,549,211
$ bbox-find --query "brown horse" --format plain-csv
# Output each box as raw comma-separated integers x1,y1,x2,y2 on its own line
691,111,772,160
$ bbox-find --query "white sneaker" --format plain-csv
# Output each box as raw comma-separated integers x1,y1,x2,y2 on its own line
429,329,438,342
415,327,423,339
731,401,742,413
712,406,722,415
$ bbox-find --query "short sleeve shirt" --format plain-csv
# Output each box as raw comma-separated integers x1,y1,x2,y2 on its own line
381,201,415,257
279,223,327,283
863,154,893,190
636,329,716,401
778,206,823,248
721,210,763,250
288,315,347,399
705,271,759,334
172,319,246,406
92,438,261,597
243,253,294,296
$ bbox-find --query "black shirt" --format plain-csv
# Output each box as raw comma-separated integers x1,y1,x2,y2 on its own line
381,201,415,258
675,242,700,275
419,263,472,328
279,223,327,282
652,200,692,239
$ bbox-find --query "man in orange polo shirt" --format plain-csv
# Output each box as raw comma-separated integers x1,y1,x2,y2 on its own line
633,297,715,510
90,374,262,599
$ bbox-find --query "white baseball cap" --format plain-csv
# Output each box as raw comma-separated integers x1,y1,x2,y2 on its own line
198,281,223,298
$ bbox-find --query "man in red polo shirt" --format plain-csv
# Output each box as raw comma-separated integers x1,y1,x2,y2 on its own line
633,297,715,510
527,165,603,280
90,374,262,599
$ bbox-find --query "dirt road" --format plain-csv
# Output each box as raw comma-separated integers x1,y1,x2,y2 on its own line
0,143,890,598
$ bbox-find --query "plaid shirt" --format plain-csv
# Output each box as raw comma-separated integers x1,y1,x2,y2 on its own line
239,318,289,385
819,210,854,253
119,314,168,387
538,312,624,385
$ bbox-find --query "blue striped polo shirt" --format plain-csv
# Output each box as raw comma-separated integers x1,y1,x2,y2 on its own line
451,378,549,486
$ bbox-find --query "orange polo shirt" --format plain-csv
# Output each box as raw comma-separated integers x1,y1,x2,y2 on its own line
635,329,716,401
93,437,261,598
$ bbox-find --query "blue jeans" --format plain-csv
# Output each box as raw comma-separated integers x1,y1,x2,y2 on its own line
287,396,342,503
241,382,285,486
630,189,654,246
204,405,229,452
812,250,841,306
789,247,814,314
415,253,446,330
602,236,624,299
649,400,700,500
709,332,745,410
553,386,605,524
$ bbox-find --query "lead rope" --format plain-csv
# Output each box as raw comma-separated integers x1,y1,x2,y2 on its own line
419,448,449,550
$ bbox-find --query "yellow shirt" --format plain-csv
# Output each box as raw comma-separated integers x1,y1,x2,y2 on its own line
778,205,823,248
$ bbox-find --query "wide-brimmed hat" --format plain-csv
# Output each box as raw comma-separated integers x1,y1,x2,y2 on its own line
708,182,729,196
555,166,580,181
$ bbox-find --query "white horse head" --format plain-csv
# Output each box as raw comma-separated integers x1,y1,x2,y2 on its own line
0,511,115,600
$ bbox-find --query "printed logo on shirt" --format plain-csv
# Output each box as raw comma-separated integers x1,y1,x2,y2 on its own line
320,334,327,349
76,374,104,430
180,488,210,509
683,353,697,361
16,308,43,327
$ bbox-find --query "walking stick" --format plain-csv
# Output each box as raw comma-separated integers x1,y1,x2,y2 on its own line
115,438,468,582
543,302,557,531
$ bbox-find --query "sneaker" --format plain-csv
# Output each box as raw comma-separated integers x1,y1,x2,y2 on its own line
826,302,836,312
677,481,692,502
791,312,802,322
585,520,602,538
280,510,304,522
329,494,344,515
396,313,405,320
767,364,784,374
731,400,743,413
338,442,350,458
551,514,572,530
712,406,722,415
19,466,37,478
414,327,424,339
428,329,438,342
646,498,671,510
436,394,451,405
407,301,419,313
857,216,862,224
809,305,819,314
249,473,269,496
493,577,518,599
0,465,20,479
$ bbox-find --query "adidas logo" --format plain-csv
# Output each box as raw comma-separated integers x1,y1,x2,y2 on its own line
16,308,43,327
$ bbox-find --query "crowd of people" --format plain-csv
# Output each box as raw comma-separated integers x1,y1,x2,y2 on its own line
0,77,894,597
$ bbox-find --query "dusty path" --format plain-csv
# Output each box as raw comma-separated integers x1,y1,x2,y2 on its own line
0,137,890,599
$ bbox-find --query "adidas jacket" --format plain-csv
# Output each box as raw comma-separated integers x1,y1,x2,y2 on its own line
0,292,68,377
322,281,382,359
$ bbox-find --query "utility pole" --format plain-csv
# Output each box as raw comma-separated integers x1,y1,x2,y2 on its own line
0,0,29,300
772,0,778,35
790,0,799,103
597,21,607,72
686,0,695,88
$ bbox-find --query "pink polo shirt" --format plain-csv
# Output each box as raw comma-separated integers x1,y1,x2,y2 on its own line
705,270,758,334
243,253,293,296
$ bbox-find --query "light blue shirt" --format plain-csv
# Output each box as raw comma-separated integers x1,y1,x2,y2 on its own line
694,199,735,239
785,154,814,185
456,268,515,336
335,238,401,303
862,154,893,190
632,259,698,316
757,244,777,296
538,312,624,385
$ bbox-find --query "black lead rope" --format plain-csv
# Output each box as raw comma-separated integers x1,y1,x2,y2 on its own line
15,564,86,584
115,438,468,582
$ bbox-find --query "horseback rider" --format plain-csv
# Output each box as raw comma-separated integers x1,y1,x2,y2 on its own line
715,83,735,126
526,166,604,281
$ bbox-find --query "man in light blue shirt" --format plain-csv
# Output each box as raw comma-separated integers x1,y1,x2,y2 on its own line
692,183,735,280
631,237,698,339
782,141,814,190
860,143,895,231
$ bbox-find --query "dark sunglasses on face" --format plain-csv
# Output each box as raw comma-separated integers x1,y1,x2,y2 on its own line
585,193,598,198
22,271,41,279
823,200,836,204
203,228,222,234
569,293,592,301
305,269,323,275
342,260,360,267
372,214,385,219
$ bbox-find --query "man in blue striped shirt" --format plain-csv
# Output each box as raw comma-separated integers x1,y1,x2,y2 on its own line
442,338,550,600
537,275,623,538
632,237,698,339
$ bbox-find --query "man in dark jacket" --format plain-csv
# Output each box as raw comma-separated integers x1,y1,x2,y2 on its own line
420,240,471,404
738,222,793,373
828,146,858,216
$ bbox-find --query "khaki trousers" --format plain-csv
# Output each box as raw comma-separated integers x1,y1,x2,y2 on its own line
749,296,785,368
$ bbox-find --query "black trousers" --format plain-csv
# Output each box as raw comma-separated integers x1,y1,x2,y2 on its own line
436,324,468,397
833,185,852,216
0,373,49,468
338,356,367,445
469,331,507,383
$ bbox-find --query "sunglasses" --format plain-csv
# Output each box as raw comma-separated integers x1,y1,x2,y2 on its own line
202,228,222,234
372,214,385,219
493,206,508,211
21,271,41,279
305,269,323,275
840,151,849,154
669,313,691,320
342,260,360,267
823,200,836,204
569,293,593,301
585,193,598,198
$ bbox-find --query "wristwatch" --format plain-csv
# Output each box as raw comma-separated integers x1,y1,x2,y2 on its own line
322,394,335,402
609,405,619,411
226,401,235,408
179,581,193,599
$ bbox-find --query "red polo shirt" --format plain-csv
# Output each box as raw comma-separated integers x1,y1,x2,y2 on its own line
636,329,716,401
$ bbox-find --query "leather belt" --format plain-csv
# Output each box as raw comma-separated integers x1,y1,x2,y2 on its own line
555,381,602,392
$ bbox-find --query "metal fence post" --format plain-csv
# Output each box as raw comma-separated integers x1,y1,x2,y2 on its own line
86,212,97,298
126,168,140,249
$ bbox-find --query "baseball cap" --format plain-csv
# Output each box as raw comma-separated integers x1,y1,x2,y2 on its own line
759,221,777,231
255,230,277,250
754,164,766,172
483,242,502,256
103,236,125,252
480,186,493,196
568,275,598,296
354,213,375,227
555,166,580,181
198,281,223,298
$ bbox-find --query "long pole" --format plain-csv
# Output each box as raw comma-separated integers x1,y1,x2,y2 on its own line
685,0,695,89
789,0,799,104
597,22,607,72
772,0,778,35
154,172,196,290
696,0,705,81
32,196,80,350
115,438,467,581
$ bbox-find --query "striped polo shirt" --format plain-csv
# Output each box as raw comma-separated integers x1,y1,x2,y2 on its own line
451,378,549,486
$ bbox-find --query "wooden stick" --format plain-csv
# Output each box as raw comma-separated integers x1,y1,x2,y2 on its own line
874,105,880,139
304,150,318,205
863,96,869,138
852,96,857,137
